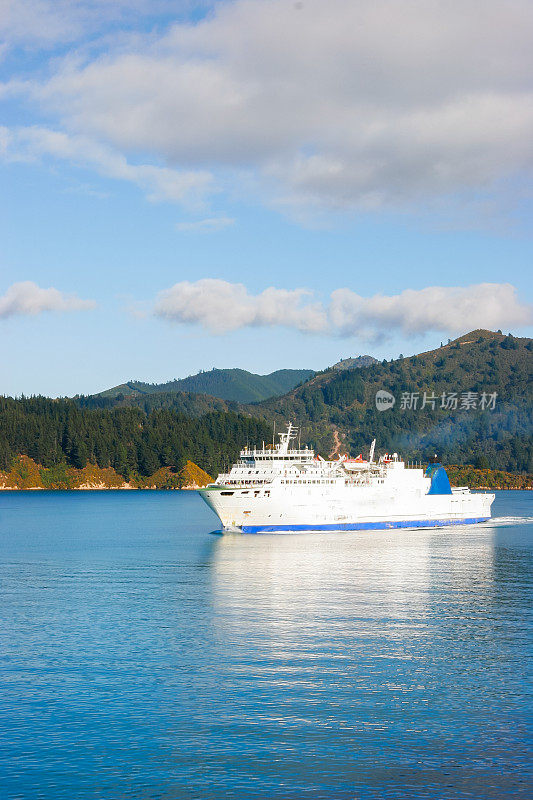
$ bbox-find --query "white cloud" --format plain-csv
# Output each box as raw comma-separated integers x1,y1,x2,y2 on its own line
16,0,533,216
0,0,76,46
154,279,327,334
153,279,533,339
0,1,199,49
0,280,96,318
0,125,213,206
175,217,235,233
329,283,533,341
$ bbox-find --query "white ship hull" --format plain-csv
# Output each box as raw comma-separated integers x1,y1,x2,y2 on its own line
198,423,494,534
199,483,493,533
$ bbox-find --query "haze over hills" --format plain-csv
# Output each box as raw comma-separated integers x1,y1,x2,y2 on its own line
252,329,533,473
93,367,316,404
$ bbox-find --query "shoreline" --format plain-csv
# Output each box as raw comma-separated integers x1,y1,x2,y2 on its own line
2,457,531,492
1,485,531,492
0,456,213,492
0,485,203,491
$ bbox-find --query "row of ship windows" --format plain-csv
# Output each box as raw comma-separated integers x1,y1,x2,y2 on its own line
281,479,335,484
226,479,331,486
226,477,386,486
226,479,267,485
238,469,318,475
220,490,271,497
220,478,386,493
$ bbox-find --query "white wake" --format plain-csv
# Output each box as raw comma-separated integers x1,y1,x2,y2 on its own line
481,515,533,527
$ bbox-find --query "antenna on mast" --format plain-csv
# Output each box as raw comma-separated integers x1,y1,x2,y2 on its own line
369,439,376,463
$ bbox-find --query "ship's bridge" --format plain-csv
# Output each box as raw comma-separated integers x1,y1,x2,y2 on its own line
239,423,315,463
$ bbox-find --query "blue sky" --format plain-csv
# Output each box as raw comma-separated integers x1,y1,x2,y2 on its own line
1,0,532,397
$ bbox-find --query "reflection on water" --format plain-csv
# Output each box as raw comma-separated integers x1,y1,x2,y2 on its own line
210,527,498,641
0,491,531,800
208,527,506,689
205,522,531,798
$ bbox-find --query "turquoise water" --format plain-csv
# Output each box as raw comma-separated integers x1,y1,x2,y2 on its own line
1,490,531,799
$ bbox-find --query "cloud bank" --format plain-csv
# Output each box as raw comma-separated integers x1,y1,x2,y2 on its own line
0,1,193,49
0,126,212,206
155,279,327,334
154,279,533,341
0,281,96,318
329,284,533,340
4,0,533,218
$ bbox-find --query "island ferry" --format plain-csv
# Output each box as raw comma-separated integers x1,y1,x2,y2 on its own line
198,423,494,533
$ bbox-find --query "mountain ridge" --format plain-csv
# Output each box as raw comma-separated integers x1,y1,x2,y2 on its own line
249,329,532,473
83,356,378,407
92,367,315,404
1,329,531,477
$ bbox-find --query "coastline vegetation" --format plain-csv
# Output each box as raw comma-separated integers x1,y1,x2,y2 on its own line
0,455,213,490
0,400,270,480
0,455,528,491
445,465,532,490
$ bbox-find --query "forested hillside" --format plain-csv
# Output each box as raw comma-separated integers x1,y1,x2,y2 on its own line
2,329,531,481
0,398,271,478
77,390,231,416
253,330,533,473
93,367,314,404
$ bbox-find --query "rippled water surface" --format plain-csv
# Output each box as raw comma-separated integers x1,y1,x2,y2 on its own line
1,490,532,799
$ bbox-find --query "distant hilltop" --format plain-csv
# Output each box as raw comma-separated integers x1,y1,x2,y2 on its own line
92,367,316,405
331,355,378,371
82,357,379,407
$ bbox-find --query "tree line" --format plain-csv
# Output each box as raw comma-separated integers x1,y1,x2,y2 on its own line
0,397,271,479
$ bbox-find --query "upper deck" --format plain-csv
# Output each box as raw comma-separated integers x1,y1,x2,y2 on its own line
239,422,315,463
240,447,315,462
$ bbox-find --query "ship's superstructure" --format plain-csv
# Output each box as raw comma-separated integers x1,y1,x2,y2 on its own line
198,423,494,533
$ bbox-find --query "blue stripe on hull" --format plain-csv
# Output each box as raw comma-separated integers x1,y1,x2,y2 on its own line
240,517,490,533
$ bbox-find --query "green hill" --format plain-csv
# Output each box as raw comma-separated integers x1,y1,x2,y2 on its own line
250,330,533,473
2,329,531,480
76,329,532,473
77,389,232,416
93,367,315,404
0,400,271,479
